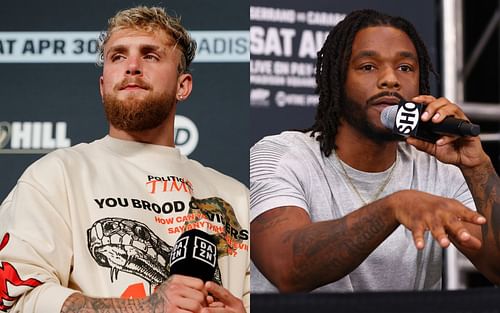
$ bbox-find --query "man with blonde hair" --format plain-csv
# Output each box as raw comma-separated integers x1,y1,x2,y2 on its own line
0,6,248,313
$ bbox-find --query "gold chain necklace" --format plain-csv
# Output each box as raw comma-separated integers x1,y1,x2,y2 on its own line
334,151,398,205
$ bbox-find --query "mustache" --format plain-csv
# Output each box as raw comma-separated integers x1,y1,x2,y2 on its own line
366,91,405,105
116,78,151,90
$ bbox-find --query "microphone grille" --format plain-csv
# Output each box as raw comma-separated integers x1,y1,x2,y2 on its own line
380,105,398,129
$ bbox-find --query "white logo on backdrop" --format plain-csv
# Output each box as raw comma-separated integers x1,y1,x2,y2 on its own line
0,31,249,63
250,6,346,109
250,88,270,107
0,121,71,154
0,122,10,149
174,115,199,156
0,116,199,156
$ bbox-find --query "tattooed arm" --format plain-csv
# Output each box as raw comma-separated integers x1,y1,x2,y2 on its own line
251,204,397,293
405,95,500,284
60,275,209,313
459,159,500,283
61,293,150,313
251,191,484,292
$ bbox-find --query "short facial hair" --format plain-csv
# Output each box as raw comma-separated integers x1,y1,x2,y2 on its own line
103,81,174,131
342,95,403,143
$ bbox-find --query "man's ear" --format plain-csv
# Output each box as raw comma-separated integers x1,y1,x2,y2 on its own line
176,73,193,101
99,76,104,99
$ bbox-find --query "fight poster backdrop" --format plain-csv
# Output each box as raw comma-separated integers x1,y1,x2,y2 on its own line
250,0,439,145
0,0,249,200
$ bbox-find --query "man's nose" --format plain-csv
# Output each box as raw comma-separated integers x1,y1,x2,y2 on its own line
125,57,142,76
377,67,401,90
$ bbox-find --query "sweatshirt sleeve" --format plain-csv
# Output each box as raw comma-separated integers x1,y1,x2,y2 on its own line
0,155,76,313
243,264,250,312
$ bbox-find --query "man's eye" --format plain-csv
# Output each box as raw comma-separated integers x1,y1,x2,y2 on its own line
111,55,125,62
360,64,375,71
144,54,159,61
399,65,413,72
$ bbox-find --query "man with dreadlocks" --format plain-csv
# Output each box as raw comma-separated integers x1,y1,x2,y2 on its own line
250,9,500,293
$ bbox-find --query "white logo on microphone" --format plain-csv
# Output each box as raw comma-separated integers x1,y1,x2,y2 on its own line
193,237,216,267
395,102,419,135
169,236,189,266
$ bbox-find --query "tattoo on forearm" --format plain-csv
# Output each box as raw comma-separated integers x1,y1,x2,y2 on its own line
465,163,500,249
492,202,500,248
61,294,86,312
149,291,166,313
61,293,151,313
289,212,390,285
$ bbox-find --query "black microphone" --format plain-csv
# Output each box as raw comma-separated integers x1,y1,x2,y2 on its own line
381,100,480,143
169,229,217,282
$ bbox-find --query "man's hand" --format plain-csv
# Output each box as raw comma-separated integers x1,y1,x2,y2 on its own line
200,281,246,313
61,275,208,313
407,95,489,169
61,275,248,313
149,274,208,313
389,190,486,250
404,96,500,284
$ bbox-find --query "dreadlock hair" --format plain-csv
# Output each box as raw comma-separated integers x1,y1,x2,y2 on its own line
308,9,438,157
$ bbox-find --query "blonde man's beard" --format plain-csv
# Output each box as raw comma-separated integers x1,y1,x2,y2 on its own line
103,90,174,131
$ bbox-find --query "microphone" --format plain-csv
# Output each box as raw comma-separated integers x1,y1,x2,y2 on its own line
169,229,217,282
381,100,480,142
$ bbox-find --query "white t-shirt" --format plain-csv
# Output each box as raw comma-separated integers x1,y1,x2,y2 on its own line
0,136,250,312
250,131,475,293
